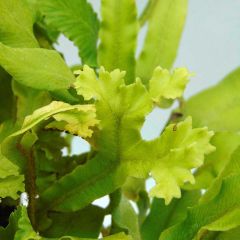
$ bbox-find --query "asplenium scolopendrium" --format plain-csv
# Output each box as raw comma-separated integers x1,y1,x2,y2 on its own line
1,0,240,239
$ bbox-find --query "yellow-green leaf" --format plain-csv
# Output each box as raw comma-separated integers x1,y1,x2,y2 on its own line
0,0,38,47
137,0,188,84
149,66,191,107
0,43,75,91
183,67,240,131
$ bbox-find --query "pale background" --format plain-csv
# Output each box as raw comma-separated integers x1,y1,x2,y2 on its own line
55,0,240,222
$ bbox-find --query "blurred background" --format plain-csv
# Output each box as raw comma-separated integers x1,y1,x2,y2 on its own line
57,0,240,215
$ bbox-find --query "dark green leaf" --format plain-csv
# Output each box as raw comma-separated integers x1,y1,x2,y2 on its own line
40,0,99,66
160,147,240,240
39,156,122,212
161,175,240,240
141,190,201,240
42,205,105,238
0,68,14,123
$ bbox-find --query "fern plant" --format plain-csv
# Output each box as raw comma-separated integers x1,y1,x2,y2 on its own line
0,0,240,239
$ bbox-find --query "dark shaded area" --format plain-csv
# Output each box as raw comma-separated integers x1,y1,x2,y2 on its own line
0,205,16,227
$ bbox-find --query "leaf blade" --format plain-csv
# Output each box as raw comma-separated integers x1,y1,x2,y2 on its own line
40,0,99,66
160,147,240,240
112,195,141,240
41,66,213,211
0,43,75,91
43,205,105,238
137,0,188,84
183,67,240,131
0,0,38,47
141,190,201,240
98,0,138,84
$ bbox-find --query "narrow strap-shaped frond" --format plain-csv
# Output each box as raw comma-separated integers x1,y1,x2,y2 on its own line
98,0,138,84
137,0,188,84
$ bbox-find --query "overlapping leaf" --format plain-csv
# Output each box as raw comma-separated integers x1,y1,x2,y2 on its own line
211,227,240,240
0,0,76,101
13,81,51,124
160,147,240,240
39,66,152,212
38,66,213,212
46,110,98,138
0,43,75,91
39,0,99,66
112,195,141,240
201,144,240,204
0,0,54,125
187,132,240,190
98,0,138,84
161,175,240,240
137,0,188,84
0,174,24,199
15,101,97,138
0,122,24,199
42,205,105,238
0,206,40,240
195,209,240,239
0,206,131,240
0,68,14,123
126,117,214,204
1,101,98,169
122,177,145,201
141,190,201,240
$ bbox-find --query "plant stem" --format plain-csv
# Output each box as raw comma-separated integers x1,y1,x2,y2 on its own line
165,98,185,127
26,149,37,229
17,144,37,230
